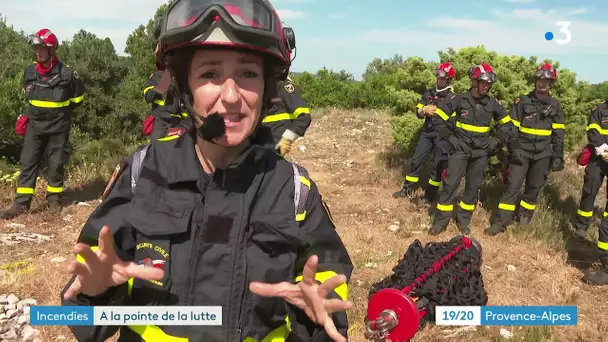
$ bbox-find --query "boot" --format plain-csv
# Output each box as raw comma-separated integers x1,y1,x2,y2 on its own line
582,263,608,286
485,223,506,236
0,202,30,220
48,199,63,214
392,187,415,199
428,222,447,236
573,227,587,240
457,223,471,235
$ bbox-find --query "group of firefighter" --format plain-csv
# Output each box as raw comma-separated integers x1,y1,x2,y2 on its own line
0,26,606,288
392,61,608,285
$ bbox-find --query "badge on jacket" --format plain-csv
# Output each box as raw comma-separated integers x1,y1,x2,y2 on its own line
284,83,295,93
102,162,125,200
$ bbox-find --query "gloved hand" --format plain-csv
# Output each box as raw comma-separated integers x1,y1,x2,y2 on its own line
509,149,525,165
422,104,437,116
276,138,293,156
550,157,564,171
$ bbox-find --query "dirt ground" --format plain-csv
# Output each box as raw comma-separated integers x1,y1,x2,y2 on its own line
1,108,607,341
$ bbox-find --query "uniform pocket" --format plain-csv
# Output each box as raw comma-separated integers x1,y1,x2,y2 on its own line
125,198,191,305
52,80,71,102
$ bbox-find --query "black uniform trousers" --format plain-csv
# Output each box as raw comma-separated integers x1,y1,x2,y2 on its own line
401,131,449,200
573,158,608,231
15,128,70,205
494,155,551,226
432,150,488,230
598,207,608,265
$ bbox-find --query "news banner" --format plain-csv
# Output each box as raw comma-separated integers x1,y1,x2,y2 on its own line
28,305,577,326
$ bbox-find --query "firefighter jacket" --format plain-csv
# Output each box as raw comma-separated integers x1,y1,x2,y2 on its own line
262,79,311,143
143,71,187,123
416,87,454,132
436,90,515,153
585,101,608,149
22,61,85,133
60,129,353,342
510,92,566,160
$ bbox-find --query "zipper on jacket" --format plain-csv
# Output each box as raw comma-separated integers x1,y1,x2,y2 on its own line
183,223,203,305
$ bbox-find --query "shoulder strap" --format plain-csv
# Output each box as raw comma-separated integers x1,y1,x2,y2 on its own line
291,162,310,222
131,144,151,195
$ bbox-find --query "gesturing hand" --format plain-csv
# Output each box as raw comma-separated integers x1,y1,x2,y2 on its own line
63,225,164,300
249,255,353,342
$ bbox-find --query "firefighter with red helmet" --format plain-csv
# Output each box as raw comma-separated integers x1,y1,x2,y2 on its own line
0,29,85,219
572,101,608,285
261,25,312,156
393,62,456,203
486,63,566,235
142,17,189,140
429,63,516,235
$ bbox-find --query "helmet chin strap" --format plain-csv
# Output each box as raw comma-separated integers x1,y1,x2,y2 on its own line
436,84,453,93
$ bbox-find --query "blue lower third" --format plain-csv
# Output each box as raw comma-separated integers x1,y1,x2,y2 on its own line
30,306,94,326
482,306,577,326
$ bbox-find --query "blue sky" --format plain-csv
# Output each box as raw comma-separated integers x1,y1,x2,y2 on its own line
2,0,608,83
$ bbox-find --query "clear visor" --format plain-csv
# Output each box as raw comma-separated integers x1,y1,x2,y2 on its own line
435,69,448,78
166,0,274,32
479,72,496,83
535,69,554,80
27,36,45,46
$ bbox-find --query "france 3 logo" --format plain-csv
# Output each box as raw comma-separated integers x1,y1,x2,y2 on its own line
544,22,571,45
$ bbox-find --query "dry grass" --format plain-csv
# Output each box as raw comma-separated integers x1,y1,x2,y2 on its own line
1,108,607,341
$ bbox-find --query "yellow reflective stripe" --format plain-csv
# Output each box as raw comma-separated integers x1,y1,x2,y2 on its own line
47,185,63,193
604,211,608,217
434,108,449,121
28,99,71,108
405,175,419,183
181,112,189,117
498,203,516,211
599,241,608,251
295,211,306,222
498,116,511,124
127,278,134,297
157,135,180,142
456,121,490,133
512,119,521,127
295,176,310,222
170,114,182,118
450,112,456,117
416,103,424,109
428,179,441,187
299,176,310,188
143,86,154,95
16,187,35,195
511,118,553,136
459,201,475,211
552,123,565,129
262,107,311,123
294,271,348,301
586,123,608,135
128,325,188,342
577,209,593,217
71,95,84,104
436,203,453,211
76,246,99,264
520,200,536,210
154,99,166,106
244,317,292,342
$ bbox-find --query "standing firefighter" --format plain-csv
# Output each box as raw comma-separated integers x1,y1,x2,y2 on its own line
486,64,565,236
142,17,188,140
429,63,516,235
0,29,85,219
393,62,456,203
261,25,312,156
573,101,608,285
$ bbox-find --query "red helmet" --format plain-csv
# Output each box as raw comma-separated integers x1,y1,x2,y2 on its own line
535,63,557,80
158,0,290,78
28,29,59,48
435,62,456,79
469,63,496,83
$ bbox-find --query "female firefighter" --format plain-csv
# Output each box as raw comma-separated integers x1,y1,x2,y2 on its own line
59,1,354,341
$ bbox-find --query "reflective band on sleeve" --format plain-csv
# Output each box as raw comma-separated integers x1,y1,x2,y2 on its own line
436,203,453,212
16,187,35,195
294,270,348,300
405,175,419,183
128,325,188,342
520,200,536,211
262,107,310,123
143,86,154,95
604,212,608,217
71,95,84,104
153,99,166,106
428,179,441,187
498,203,516,211
498,116,511,124
29,99,71,108
577,209,593,217
47,185,63,193
459,201,475,211
157,135,180,142
599,241,608,251
586,124,608,135
552,123,565,129
456,121,490,133
434,108,449,121
295,175,310,222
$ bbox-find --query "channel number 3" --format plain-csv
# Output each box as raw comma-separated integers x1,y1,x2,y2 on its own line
555,21,571,45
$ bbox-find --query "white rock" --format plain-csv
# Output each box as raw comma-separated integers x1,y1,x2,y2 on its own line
298,145,306,152
21,325,39,341
387,224,400,232
51,257,67,263
17,315,28,325
355,280,364,286
0,313,6,320
22,307,30,315
6,295,19,305
506,265,516,272
77,202,90,206
499,328,513,338
364,262,378,268
1,329,17,339
6,309,18,319
4,304,16,311
5,223,25,229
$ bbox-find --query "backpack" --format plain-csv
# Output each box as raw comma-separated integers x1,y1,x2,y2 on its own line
129,145,309,218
